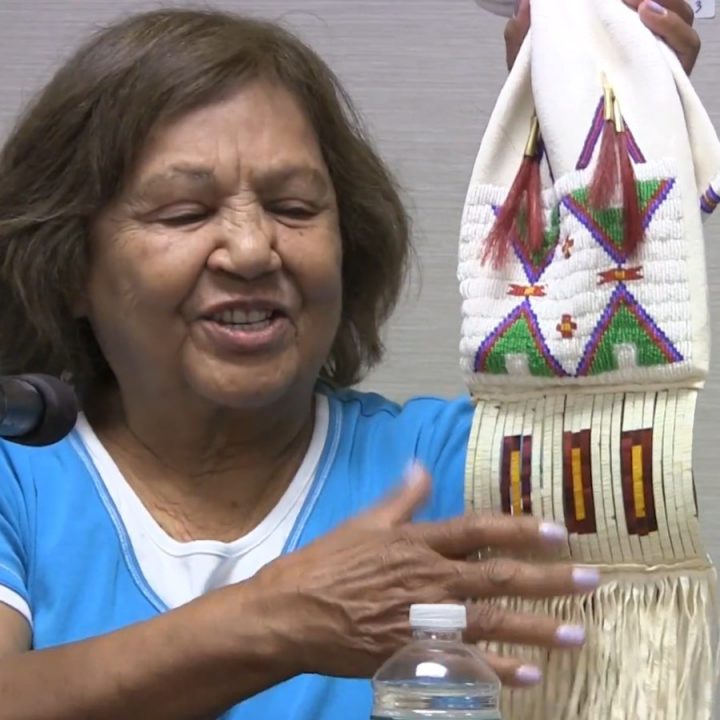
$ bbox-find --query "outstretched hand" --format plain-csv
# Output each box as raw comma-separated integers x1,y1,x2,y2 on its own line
505,0,701,74
254,464,599,688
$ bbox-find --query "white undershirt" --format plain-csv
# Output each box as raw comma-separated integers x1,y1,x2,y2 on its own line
75,394,328,609
0,587,29,624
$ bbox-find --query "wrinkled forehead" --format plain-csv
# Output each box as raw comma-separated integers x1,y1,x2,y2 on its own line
113,80,335,205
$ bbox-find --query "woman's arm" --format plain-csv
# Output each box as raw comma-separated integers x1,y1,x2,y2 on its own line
0,468,592,719
0,584,295,720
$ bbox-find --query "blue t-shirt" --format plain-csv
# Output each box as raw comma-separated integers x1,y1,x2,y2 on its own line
0,387,472,719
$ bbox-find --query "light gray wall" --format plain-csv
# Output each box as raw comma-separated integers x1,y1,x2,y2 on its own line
1,0,719,565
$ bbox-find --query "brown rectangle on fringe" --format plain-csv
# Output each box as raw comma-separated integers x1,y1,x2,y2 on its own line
521,437,532,514
620,429,658,536
562,430,597,534
500,435,532,515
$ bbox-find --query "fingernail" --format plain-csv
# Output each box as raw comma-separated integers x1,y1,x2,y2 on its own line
555,624,586,647
573,567,601,591
515,664,542,685
404,461,425,486
645,0,668,14
513,0,521,15
539,521,567,543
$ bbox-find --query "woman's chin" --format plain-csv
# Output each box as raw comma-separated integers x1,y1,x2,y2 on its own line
187,365,306,412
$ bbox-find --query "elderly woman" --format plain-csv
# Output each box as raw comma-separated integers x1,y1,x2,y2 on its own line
0,3,700,719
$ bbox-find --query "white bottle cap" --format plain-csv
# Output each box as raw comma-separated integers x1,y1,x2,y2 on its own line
409,604,467,630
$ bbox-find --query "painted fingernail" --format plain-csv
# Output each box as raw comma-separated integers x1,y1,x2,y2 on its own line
573,567,601,591
645,0,668,14
404,460,425,486
539,522,568,543
513,0,521,15
515,664,542,685
555,624,586,647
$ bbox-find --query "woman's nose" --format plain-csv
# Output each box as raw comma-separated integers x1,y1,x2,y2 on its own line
206,203,281,279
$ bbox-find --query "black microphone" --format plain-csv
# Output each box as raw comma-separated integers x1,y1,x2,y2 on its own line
0,374,78,447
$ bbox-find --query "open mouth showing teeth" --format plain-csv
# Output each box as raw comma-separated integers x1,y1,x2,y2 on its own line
209,309,282,331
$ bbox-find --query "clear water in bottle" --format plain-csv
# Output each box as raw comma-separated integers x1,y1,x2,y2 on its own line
371,604,502,720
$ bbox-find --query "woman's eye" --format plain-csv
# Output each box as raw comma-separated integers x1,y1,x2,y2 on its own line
270,204,318,220
157,210,211,227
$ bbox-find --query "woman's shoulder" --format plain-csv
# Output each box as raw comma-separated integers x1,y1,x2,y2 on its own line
0,429,95,518
0,430,85,475
318,386,473,522
321,385,473,427
0,431,97,585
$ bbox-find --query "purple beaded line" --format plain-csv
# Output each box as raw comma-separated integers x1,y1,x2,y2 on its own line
701,183,720,214
561,178,674,265
537,138,556,183
513,240,556,284
624,125,646,164
576,98,605,171
474,300,568,377
642,178,675,228
490,205,557,283
576,284,683,376
576,96,646,171
562,195,625,265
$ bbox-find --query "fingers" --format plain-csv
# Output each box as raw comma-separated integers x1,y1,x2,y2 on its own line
411,512,568,558
504,0,530,70
624,0,695,26
464,603,586,649
637,0,701,74
463,604,589,688
482,651,544,688
356,463,431,528
450,558,600,599
623,0,700,74
505,0,700,76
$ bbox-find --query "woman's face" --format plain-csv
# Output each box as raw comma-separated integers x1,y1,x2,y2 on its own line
86,80,342,411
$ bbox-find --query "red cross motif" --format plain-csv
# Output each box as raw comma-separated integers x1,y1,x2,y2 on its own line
557,314,577,339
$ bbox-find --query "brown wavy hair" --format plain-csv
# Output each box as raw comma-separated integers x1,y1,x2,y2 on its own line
0,8,411,401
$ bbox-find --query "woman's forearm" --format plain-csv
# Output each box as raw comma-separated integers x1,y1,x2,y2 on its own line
0,585,295,720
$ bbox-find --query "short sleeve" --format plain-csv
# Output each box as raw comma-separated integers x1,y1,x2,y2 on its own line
0,443,32,624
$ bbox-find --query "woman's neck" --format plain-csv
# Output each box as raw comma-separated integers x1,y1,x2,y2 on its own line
85,386,317,542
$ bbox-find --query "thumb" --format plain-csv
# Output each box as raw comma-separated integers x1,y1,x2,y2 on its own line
357,462,432,529
505,0,531,70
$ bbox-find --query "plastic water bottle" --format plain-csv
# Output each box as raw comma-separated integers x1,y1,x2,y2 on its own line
371,604,502,719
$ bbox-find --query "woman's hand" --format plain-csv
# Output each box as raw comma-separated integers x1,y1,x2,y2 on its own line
505,0,701,74
252,465,598,688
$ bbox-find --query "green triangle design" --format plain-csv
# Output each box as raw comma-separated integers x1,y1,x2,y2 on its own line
489,204,561,283
587,305,672,375
569,180,665,251
483,316,557,377
515,205,561,268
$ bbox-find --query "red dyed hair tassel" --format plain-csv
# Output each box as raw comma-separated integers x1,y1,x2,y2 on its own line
589,80,620,209
482,115,544,268
614,97,643,256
